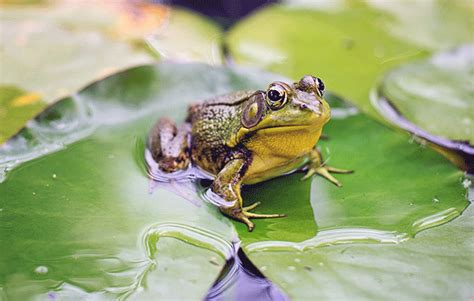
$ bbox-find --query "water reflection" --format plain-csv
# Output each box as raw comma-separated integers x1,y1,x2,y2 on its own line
205,243,289,301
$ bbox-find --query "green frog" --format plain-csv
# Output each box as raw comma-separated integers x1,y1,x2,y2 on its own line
148,75,352,231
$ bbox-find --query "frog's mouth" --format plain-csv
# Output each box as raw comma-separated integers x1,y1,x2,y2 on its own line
255,124,316,133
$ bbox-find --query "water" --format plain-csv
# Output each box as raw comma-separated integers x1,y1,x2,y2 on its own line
205,246,289,301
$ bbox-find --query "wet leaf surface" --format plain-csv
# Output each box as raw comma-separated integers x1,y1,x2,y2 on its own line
0,86,47,143
247,194,474,300
0,63,469,299
146,8,223,65
227,0,473,119
0,1,223,143
375,45,474,147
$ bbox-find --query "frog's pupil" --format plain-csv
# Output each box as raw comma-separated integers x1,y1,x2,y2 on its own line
317,78,325,92
268,89,282,101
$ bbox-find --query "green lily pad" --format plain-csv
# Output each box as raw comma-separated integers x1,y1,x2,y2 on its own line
0,2,223,144
373,45,473,170
226,1,473,118
146,8,223,65
246,187,474,300
0,2,153,103
0,63,469,299
0,86,47,143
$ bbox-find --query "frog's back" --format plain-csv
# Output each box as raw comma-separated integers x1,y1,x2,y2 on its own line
188,90,254,144
188,90,253,173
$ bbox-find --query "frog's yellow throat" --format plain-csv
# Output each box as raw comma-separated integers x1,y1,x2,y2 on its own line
242,125,323,184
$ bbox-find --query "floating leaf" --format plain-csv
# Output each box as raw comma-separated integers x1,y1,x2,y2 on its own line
0,1,224,143
0,86,46,142
227,0,473,118
246,193,474,300
373,45,474,171
0,63,469,299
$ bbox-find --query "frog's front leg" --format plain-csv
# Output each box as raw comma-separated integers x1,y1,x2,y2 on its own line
302,148,353,187
148,118,191,172
212,157,285,231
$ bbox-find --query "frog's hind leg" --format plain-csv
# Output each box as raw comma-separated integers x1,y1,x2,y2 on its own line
148,118,191,172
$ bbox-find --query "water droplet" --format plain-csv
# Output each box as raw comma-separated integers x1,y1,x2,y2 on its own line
136,287,144,293
35,265,48,274
32,192,36,196
209,256,219,266
260,266,267,272
294,258,301,263
318,262,324,267
462,178,471,189
433,198,440,203
288,266,296,271
52,174,57,179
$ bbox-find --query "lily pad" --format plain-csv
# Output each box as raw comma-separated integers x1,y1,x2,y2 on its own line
246,188,474,300
373,45,474,171
0,63,469,299
0,86,46,142
0,2,223,144
226,0,473,118
146,8,223,65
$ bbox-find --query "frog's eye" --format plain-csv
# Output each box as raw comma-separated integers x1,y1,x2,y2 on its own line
314,77,325,96
266,85,287,110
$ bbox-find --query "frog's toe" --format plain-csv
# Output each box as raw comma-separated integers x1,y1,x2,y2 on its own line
244,212,286,219
317,167,342,187
237,212,255,232
243,201,261,211
303,166,349,187
243,217,255,232
326,166,354,174
242,202,286,219
301,168,316,181
222,204,285,231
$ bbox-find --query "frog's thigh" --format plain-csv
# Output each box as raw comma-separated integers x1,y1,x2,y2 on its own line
148,118,191,172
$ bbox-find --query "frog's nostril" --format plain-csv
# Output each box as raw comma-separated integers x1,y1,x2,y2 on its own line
300,104,308,109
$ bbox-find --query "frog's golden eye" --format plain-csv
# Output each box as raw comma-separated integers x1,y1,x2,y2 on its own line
266,85,287,110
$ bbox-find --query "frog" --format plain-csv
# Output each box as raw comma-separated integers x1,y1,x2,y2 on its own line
148,75,352,231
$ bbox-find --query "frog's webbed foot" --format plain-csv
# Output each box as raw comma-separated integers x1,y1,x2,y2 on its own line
221,203,286,232
302,165,353,187
212,158,286,232
302,148,353,187
243,201,285,218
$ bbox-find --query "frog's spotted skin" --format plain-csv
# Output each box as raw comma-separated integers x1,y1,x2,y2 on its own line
148,75,352,231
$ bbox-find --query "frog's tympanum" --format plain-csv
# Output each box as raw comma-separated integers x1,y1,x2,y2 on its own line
148,75,352,231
